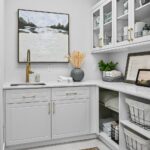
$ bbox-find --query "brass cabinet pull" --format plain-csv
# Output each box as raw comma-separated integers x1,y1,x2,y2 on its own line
22,95,36,99
128,28,134,42
53,102,55,114
66,92,77,96
130,28,133,41
48,103,51,114
128,29,131,42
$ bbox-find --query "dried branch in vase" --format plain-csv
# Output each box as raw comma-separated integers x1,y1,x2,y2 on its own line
67,51,85,68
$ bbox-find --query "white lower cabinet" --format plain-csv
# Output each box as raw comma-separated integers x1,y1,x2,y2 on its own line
5,89,51,146
5,87,91,147
6,102,51,146
52,99,90,139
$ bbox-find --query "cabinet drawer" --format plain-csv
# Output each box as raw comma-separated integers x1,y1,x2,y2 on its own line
52,87,90,100
6,89,50,103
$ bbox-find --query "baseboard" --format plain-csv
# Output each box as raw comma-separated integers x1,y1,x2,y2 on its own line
5,134,97,150
97,134,119,150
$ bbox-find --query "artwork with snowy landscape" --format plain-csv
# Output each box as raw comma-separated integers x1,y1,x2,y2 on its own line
18,9,69,62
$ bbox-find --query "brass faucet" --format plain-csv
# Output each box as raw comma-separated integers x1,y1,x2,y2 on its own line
26,49,33,82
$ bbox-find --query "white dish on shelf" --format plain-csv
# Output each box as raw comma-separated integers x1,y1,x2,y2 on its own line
135,22,146,33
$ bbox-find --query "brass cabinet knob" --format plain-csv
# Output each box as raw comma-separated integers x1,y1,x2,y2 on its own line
130,28,134,41
128,29,131,42
128,28,134,42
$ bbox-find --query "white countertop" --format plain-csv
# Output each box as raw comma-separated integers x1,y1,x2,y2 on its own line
3,80,96,89
3,80,150,100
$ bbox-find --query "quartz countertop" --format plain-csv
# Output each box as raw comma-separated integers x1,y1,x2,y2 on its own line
3,80,150,100
3,80,97,90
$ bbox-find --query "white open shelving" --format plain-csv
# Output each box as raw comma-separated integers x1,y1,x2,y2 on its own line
97,84,150,150
99,87,119,150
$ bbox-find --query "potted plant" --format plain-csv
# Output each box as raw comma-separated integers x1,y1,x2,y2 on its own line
68,51,85,82
98,60,118,78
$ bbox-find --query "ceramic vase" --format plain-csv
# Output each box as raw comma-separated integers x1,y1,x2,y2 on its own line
71,68,84,82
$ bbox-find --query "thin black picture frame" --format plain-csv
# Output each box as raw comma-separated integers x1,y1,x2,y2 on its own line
136,69,150,87
18,9,70,63
125,51,150,83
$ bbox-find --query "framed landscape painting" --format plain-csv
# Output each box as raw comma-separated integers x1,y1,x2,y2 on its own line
18,9,69,63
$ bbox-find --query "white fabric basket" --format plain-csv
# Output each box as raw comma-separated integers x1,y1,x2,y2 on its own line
124,128,150,150
125,98,150,128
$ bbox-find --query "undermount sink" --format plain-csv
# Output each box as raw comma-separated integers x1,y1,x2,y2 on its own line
10,83,46,86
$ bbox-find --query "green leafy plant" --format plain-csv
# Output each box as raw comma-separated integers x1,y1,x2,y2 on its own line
98,60,118,71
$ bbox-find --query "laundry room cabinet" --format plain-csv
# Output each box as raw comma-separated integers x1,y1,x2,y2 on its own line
92,0,150,53
4,86,92,147
5,89,51,146
51,87,90,139
52,99,90,139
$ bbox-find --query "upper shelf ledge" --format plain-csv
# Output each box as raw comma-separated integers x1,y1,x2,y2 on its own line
92,40,150,54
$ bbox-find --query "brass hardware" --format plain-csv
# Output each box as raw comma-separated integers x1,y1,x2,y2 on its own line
66,92,77,96
128,28,134,42
26,49,34,83
130,28,133,41
128,29,131,42
22,95,36,99
48,103,51,114
53,102,55,114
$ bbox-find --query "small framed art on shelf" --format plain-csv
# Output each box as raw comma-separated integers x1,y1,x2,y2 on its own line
136,69,150,87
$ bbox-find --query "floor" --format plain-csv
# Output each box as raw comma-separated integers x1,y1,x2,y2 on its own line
29,139,111,150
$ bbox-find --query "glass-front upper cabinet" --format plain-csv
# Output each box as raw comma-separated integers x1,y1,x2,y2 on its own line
102,0,113,48
116,0,130,45
92,0,150,52
92,0,113,50
133,0,150,42
93,8,100,49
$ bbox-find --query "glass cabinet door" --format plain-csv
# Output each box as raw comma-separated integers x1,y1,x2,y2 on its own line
116,0,130,44
134,0,150,40
103,1,113,47
93,9,100,49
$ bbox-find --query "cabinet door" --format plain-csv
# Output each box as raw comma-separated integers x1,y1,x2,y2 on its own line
101,0,113,48
132,0,150,43
52,99,90,139
92,7,101,49
6,102,51,145
116,0,131,46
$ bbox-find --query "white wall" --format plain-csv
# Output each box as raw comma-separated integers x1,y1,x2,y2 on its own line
0,0,5,149
5,0,105,83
